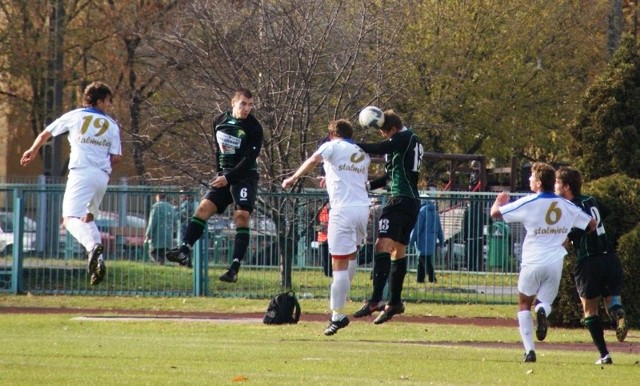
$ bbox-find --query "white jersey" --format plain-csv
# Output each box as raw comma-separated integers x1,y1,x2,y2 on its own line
500,192,592,267
46,107,122,174
315,139,370,209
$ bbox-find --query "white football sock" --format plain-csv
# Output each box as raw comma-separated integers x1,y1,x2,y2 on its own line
347,259,357,281
88,221,102,246
64,217,97,252
518,310,535,352
330,270,350,319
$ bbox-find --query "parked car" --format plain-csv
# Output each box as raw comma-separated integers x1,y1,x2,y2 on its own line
207,214,278,265
0,212,37,255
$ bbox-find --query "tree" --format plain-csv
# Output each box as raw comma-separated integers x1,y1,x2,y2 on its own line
569,33,640,180
401,1,610,174
139,0,412,287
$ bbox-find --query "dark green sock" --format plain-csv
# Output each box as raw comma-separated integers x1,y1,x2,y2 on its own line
584,315,608,357
183,217,207,246
231,227,250,269
371,252,391,302
389,257,407,305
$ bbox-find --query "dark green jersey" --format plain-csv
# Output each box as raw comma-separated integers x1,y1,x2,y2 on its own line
357,128,423,199
568,195,612,261
213,112,263,184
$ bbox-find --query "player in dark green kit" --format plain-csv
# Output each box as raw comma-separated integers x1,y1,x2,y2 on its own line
353,109,423,324
555,166,627,365
167,88,263,283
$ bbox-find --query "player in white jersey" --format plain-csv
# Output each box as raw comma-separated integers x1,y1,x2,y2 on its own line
21,81,122,286
490,162,594,363
283,119,370,335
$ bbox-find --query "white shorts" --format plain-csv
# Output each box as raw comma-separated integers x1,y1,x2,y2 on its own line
327,206,369,256
517,258,564,304
62,168,109,218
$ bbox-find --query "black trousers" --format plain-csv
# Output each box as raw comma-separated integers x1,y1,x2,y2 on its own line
417,254,435,283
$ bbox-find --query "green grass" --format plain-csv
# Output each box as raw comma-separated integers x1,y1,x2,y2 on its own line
0,295,638,385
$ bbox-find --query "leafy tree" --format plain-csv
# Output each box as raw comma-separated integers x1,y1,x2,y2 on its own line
569,33,640,180
401,1,609,174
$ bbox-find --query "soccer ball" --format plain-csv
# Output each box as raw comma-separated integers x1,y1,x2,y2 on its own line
358,106,385,129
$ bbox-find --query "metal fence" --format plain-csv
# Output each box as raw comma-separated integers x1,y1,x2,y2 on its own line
0,181,527,304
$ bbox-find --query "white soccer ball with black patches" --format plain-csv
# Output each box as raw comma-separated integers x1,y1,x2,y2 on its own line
358,106,385,130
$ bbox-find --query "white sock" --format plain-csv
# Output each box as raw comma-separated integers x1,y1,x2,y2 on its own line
88,221,102,246
65,217,97,252
330,270,350,319
347,259,357,281
518,310,535,352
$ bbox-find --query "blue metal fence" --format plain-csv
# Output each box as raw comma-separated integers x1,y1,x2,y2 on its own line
0,181,526,304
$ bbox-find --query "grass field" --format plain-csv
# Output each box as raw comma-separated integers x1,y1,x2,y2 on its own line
0,295,637,385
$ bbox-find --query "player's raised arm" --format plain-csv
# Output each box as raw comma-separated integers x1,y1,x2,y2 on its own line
490,192,509,218
21,131,53,166
282,154,323,190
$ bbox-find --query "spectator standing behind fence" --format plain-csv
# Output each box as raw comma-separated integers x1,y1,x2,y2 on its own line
20,81,121,286
177,189,196,239
316,201,332,277
283,119,370,336
555,166,627,365
146,193,176,265
409,198,444,283
490,162,594,363
166,88,263,283
462,199,484,272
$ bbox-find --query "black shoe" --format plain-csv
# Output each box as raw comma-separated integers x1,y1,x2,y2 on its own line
535,308,548,341
324,316,350,336
87,244,104,276
523,350,536,363
353,300,385,318
91,258,106,286
219,269,238,283
373,303,405,325
166,246,192,267
611,308,628,342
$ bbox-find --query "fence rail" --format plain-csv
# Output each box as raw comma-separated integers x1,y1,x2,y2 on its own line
0,181,526,304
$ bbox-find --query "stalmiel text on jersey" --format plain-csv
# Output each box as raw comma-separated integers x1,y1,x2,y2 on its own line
77,136,112,147
532,226,569,236
337,163,367,174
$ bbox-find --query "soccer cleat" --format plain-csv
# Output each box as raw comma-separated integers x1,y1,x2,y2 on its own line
323,316,350,336
219,269,238,283
91,258,106,286
166,245,192,267
611,308,628,342
87,244,104,276
595,354,613,365
373,302,405,325
523,350,536,363
535,308,548,341
353,300,386,318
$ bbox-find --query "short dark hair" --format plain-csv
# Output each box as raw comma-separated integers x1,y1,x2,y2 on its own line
328,119,353,139
556,166,582,196
232,88,253,102
532,162,555,192
82,81,113,107
381,110,402,132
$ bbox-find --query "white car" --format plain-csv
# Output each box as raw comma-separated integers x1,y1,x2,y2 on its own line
0,212,37,255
